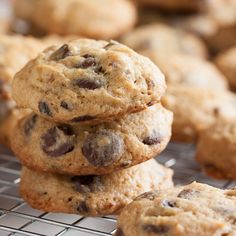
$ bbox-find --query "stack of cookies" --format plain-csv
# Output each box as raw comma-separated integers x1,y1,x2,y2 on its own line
11,38,173,216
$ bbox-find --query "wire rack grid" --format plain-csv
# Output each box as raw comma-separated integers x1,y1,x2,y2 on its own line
0,143,235,236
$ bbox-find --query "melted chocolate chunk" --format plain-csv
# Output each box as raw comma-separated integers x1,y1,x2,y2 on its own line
177,189,200,199
50,44,72,61
115,228,125,236
143,131,162,145
135,191,157,201
60,101,73,110
38,101,52,117
72,175,100,193
57,124,74,135
24,114,37,136
82,130,124,167
142,224,170,234
73,78,104,90
162,200,177,208
41,125,75,157
71,115,95,123
78,57,96,69
77,201,89,213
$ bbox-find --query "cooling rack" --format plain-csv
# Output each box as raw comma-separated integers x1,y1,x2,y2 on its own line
0,143,235,236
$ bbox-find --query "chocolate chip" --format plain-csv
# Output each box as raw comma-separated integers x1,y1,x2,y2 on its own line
135,191,157,201
73,78,104,90
77,201,89,214
115,228,125,236
177,189,200,199
94,66,105,74
57,124,74,135
82,130,124,167
71,115,95,123
143,131,162,145
142,224,170,234
60,101,73,110
77,57,96,69
72,175,97,193
24,114,37,136
38,101,52,117
50,44,72,61
162,200,177,208
41,125,75,157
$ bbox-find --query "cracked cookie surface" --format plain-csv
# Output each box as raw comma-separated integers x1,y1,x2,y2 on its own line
13,39,166,124
115,182,236,236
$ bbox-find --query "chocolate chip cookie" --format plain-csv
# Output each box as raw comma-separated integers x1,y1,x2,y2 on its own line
196,120,236,179
115,182,236,236
162,86,236,142
14,0,137,39
11,103,172,175
0,108,30,148
13,39,166,124
121,23,208,60
215,47,236,90
20,159,173,216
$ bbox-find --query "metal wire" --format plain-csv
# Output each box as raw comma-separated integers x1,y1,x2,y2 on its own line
0,143,235,236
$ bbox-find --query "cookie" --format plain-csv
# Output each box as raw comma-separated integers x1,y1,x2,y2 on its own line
215,47,236,90
115,182,236,236
196,120,236,179
14,0,137,39
121,23,208,60
11,103,172,175
0,35,52,147
13,39,166,124
135,0,208,12
0,35,46,84
0,108,30,148
157,55,228,90
20,159,173,216
162,86,236,142
171,0,236,53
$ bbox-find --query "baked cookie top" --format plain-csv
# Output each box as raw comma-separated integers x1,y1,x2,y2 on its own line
20,159,173,216
14,0,137,39
11,103,172,175
115,182,236,236
122,23,208,59
13,39,166,123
